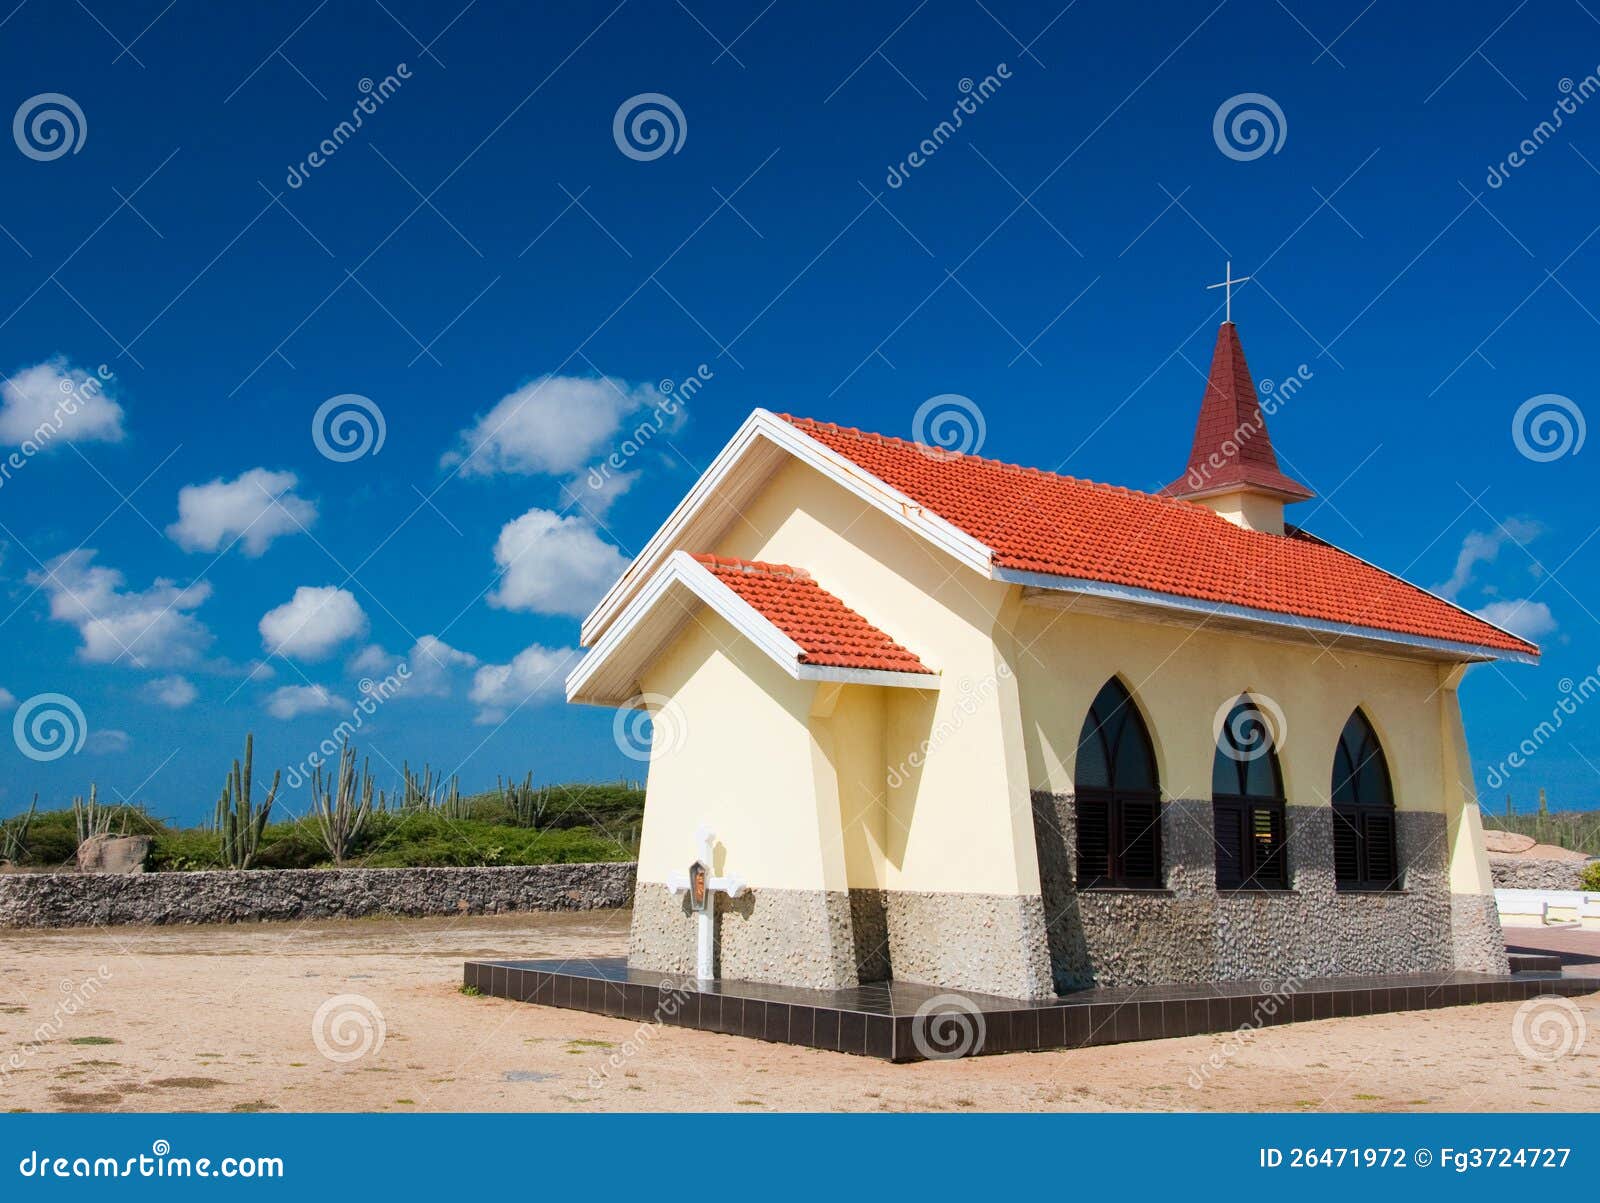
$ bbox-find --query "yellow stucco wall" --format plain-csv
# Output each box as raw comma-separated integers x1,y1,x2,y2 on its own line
629,453,1498,900
1014,607,1441,806
718,457,1039,897
634,607,850,892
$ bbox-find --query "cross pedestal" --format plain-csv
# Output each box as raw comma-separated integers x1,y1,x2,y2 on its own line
666,823,746,981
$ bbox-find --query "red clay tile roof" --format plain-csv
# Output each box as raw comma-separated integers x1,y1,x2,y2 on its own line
776,416,1537,658
1163,323,1314,502
693,553,933,674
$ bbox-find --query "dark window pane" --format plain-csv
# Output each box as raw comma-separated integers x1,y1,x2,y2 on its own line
1212,744,1241,797
1075,795,1110,883
1331,710,1398,890
1214,802,1243,887
1076,680,1162,889
1113,718,1154,792
1118,799,1161,884
1076,722,1110,789
1332,806,1360,884
1353,739,1393,806
1364,810,1397,883
1331,738,1357,804
1243,746,1280,798
1215,698,1282,801
1253,805,1287,888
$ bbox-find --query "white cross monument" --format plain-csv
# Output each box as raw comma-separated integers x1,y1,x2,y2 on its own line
666,823,746,981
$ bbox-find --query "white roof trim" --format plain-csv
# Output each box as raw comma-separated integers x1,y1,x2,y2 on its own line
567,551,936,706
994,567,1539,666
579,409,991,646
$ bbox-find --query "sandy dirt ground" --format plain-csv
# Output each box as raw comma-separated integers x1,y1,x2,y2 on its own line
3,910,1598,1113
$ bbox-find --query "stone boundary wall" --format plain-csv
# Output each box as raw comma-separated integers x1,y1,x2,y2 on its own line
1489,854,1592,891
0,862,636,929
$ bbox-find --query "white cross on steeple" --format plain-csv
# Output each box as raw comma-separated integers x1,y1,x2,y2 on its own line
1206,260,1252,323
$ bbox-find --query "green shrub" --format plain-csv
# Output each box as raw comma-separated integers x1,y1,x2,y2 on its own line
4,782,640,872
1579,861,1600,893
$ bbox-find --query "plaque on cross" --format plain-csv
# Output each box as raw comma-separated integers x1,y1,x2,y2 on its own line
666,823,746,981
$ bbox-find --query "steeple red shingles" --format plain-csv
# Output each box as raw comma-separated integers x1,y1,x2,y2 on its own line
1163,323,1314,502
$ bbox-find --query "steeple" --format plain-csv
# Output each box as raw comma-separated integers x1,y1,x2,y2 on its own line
1162,321,1313,535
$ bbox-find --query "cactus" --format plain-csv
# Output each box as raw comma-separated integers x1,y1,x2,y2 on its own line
0,794,37,863
1505,793,1513,819
401,761,438,811
311,743,376,865
1539,787,1549,817
73,783,113,846
439,774,471,821
215,733,279,869
500,772,550,828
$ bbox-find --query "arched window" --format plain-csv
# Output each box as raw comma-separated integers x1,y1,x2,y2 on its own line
1074,678,1161,889
1331,709,1398,890
1212,697,1288,890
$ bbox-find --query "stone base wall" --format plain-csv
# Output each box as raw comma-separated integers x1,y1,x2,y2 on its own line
1032,792,1474,989
1451,892,1511,974
862,888,1053,1000
629,881,859,990
629,881,1055,998
0,862,635,929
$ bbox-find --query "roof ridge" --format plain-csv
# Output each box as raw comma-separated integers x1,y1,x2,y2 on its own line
690,551,813,581
777,413,1215,512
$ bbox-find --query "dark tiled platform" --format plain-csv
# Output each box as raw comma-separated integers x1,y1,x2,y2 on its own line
463,956,1600,1063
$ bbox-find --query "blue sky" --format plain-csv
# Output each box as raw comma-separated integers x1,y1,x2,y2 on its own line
2,0,1598,823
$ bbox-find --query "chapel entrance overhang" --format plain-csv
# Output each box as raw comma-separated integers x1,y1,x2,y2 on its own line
566,549,939,707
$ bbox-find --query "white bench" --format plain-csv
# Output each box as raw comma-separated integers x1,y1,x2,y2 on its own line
1495,888,1600,927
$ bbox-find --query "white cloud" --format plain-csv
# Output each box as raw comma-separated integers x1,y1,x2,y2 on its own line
349,635,477,697
28,550,213,667
470,643,578,723
167,468,317,557
1436,520,1542,600
348,643,392,676
489,508,629,618
560,465,638,518
443,374,661,479
404,635,477,696
86,729,131,754
143,674,197,708
259,586,368,660
0,358,124,447
1475,599,1557,642
0,687,15,710
265,684,344,719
